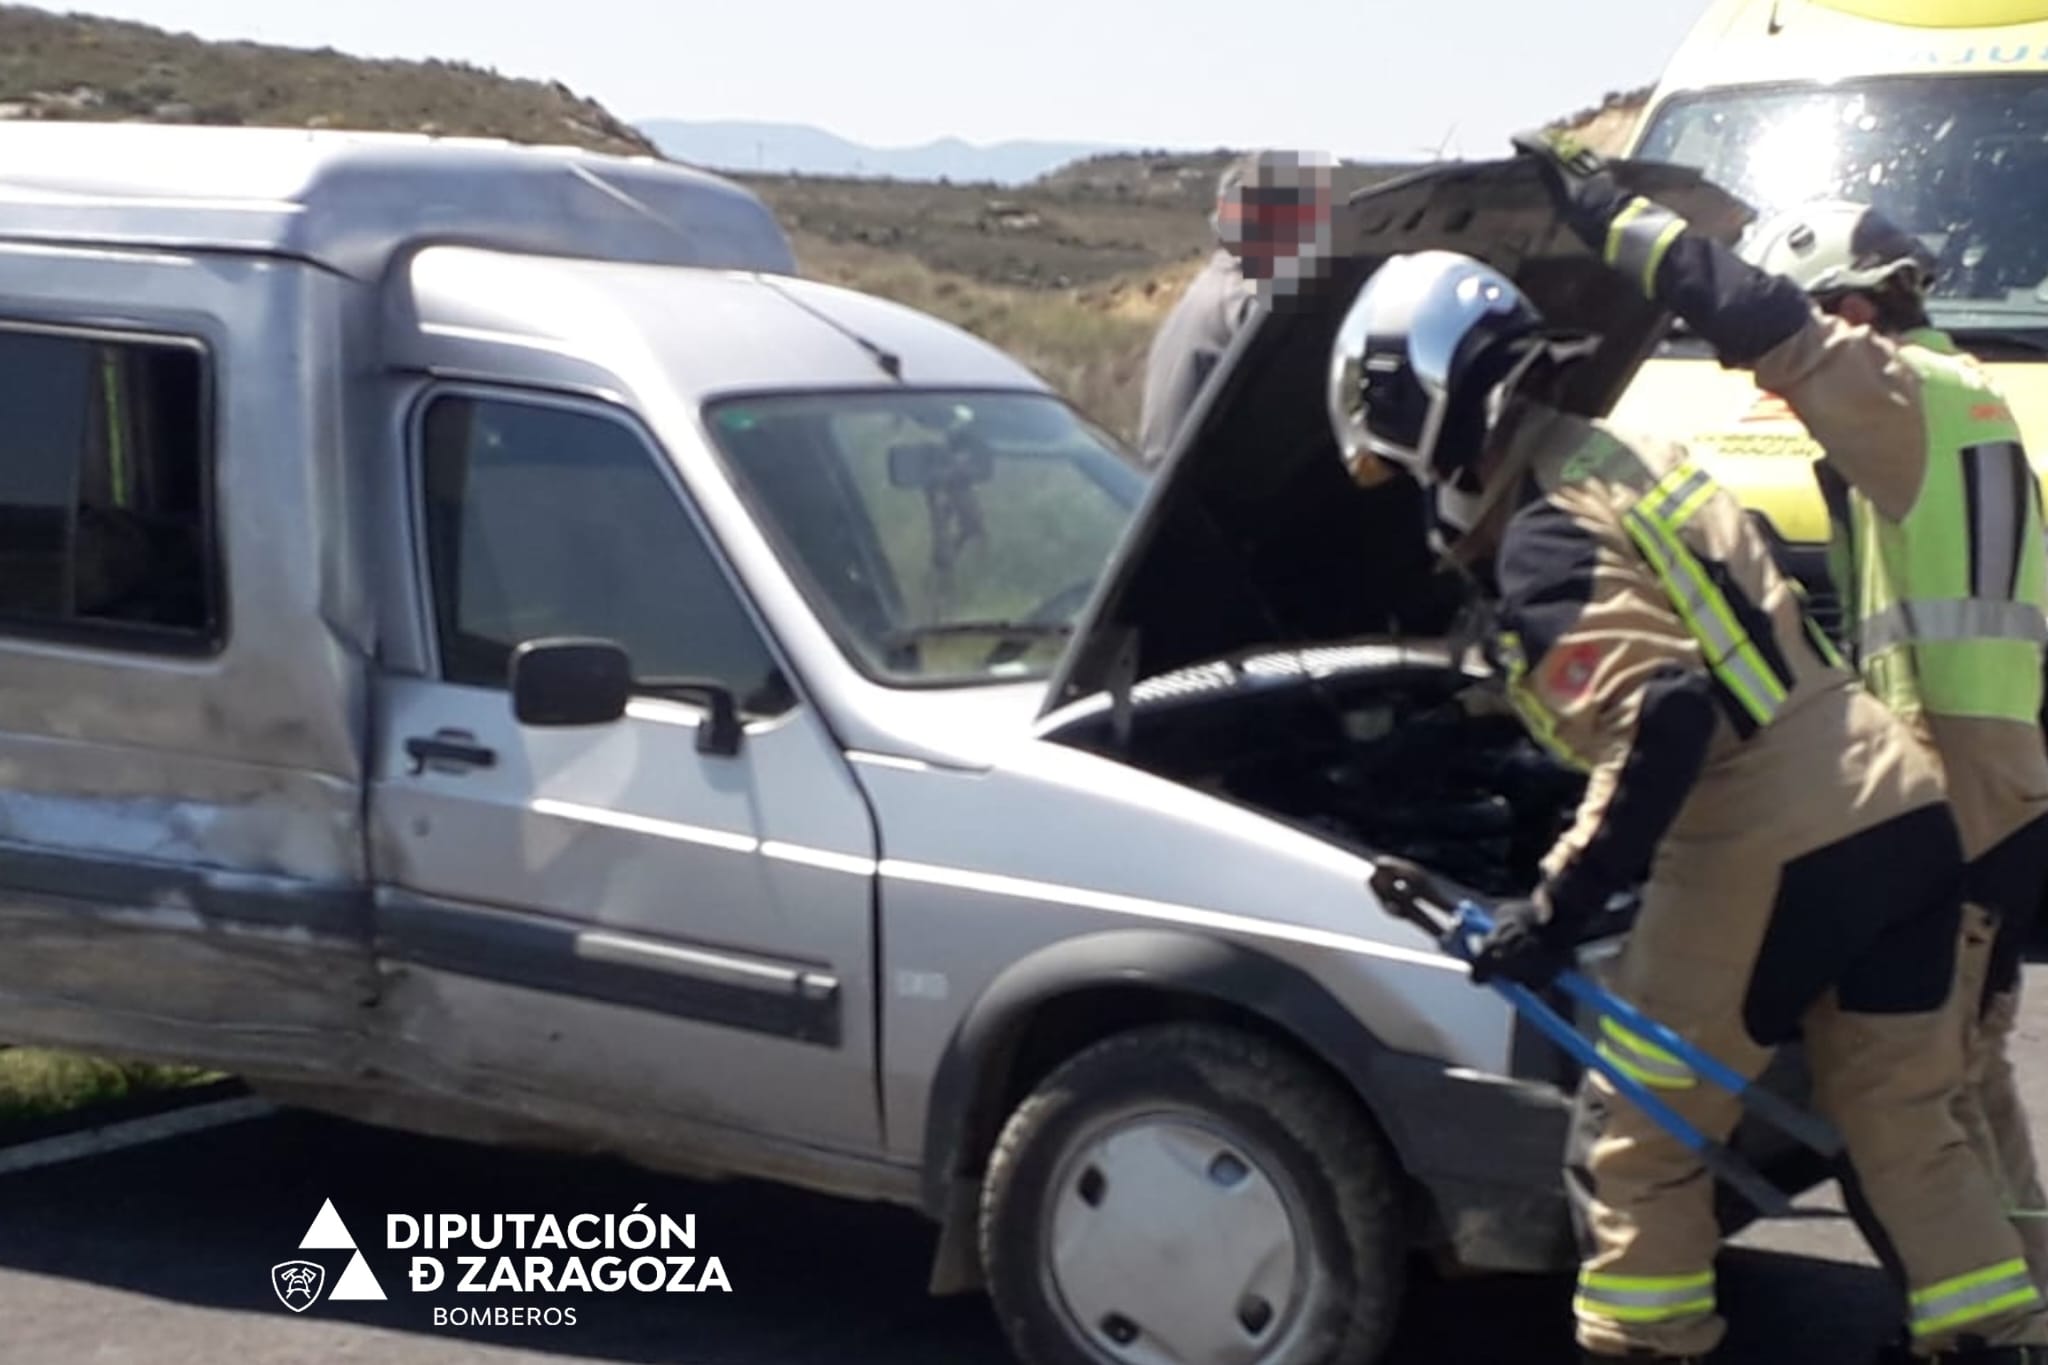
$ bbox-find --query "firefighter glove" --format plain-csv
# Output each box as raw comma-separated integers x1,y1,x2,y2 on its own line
1514,126,1701,304
1511,127,1629,250
1468,897,1574,988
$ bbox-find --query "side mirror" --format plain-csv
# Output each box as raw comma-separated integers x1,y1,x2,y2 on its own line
635,676,745,757
509,637,632,727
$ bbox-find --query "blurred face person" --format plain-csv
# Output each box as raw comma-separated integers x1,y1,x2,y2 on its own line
1215,151,1335,299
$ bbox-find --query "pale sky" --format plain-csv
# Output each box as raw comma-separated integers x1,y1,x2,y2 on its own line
54,1,1708,160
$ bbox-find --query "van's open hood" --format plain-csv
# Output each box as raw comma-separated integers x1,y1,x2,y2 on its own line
1042,156,1754,715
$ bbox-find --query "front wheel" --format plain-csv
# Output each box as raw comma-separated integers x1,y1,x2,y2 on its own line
978,1023,1408,1365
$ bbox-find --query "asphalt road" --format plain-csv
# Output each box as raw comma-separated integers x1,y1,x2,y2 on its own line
2,964,2044,1365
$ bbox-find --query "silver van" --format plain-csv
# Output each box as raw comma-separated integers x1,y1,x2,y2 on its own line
0,124,1798,1365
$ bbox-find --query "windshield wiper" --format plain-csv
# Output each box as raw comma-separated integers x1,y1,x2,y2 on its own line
885,621,1074,647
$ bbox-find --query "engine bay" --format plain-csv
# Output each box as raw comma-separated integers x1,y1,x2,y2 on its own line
1047,653,1587,898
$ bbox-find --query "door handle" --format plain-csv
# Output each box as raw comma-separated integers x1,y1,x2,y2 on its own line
405,730,498,776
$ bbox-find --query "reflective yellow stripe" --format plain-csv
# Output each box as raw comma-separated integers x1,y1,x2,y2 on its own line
1604,199,1651,271
1625,465,1790,727
1508,683,1587,771
1598,1017,1685,1067
1912,1259,2034,1307
1604,196,1690,296
1573,1294,1718,1324
1598,1017,1696,1086
1650,530,1737,650
1625,508,1786,725
1793,581,1849,667
1576,1268,1715,1324
1808,617,1847,668
1914,1287,2044,1338
1640,217,1688,297
1596,1039,1698,1091
1860,598,2048,654
1582,1271,1716,1293
1499,630,1592,773
1910,1258,2041,1338
1662,474,1717,530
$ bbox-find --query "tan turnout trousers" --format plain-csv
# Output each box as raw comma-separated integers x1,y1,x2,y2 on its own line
1749,314,2048,1294
1483,405,2048,1358
1930,715,2048,1290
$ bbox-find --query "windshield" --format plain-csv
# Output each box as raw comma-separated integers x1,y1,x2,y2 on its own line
705,390,1147,687
1637,74,2048,339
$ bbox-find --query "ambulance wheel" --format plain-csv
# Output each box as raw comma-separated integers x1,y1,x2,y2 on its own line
978,1022,1406,1365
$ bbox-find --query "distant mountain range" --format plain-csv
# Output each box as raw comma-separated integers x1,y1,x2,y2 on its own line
639,119,1143,185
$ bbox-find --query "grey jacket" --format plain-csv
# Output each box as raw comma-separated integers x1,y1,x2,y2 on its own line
1136,249,1259,467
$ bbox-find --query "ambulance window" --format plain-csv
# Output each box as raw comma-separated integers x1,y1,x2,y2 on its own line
0,326,218,652
1638,75,2048,323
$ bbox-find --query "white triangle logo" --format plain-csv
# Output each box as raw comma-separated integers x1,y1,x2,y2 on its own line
293,1199,387,1301
328,1250,388,1301
298,1198,357,1251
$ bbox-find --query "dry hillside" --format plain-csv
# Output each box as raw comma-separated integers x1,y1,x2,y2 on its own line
740,154,1418,291
747,156,1422,438
1553,85,1655,155
751,95,1650,439
0,3,1654,444
0,4,652,153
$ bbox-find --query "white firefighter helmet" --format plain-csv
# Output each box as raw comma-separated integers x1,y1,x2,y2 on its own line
1327,250,1550,545
1739,198,1937,302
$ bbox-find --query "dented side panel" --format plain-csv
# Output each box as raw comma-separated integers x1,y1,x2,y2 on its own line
0,241,377,1070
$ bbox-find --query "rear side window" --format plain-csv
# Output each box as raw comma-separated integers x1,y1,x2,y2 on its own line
419,394,794,717
0,328,216,650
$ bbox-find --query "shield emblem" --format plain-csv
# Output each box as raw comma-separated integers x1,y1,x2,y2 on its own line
272,1259,326,1312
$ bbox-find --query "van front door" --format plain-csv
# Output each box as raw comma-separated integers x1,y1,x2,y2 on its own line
368,388,880,1153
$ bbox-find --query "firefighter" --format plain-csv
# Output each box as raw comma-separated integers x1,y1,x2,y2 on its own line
1327,247,2048,1361
1515,129,2048,1296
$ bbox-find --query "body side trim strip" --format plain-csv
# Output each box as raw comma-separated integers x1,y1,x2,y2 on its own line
378,892,842,1047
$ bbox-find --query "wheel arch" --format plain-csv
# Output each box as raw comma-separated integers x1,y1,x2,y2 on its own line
917,928,1431,1292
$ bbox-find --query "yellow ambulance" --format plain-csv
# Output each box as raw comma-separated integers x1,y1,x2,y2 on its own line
1609,0,2048,627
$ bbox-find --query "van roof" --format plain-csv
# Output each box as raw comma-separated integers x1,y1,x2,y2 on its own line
1809,0,2048,25
1642,0,2048,105
400,246,1048,398
0,122,798,279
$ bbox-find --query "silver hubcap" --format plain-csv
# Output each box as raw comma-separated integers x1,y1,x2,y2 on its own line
1041,1109,1317,1365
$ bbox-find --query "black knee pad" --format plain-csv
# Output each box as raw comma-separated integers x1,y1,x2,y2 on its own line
1744,805,1965,1042
1973,815,2048,1003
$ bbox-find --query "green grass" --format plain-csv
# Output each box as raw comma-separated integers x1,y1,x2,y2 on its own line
0,1046,218,1123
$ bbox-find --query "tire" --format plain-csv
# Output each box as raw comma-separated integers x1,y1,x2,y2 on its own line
978,1022,1407,1365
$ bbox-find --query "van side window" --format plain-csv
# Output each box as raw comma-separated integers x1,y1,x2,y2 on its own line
0,328,215,647
419,394,794,717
